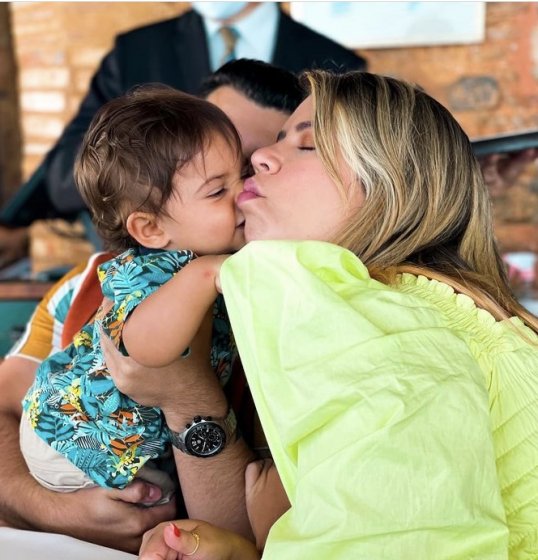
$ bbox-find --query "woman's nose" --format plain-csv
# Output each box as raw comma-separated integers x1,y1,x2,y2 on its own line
251,145,280,174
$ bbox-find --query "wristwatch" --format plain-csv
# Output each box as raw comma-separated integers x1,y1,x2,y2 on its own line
168,408,238,458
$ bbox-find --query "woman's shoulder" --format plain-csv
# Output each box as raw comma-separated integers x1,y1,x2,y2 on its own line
396,272,538,354
225,241,469,341
226,240,538,352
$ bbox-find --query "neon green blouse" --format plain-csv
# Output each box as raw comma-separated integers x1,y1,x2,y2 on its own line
221,240,538,560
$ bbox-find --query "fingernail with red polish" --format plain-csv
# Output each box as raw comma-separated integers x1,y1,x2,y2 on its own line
170,523,181,537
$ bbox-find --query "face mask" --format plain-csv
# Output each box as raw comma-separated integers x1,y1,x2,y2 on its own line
191,2,249,21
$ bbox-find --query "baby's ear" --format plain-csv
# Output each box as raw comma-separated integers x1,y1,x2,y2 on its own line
126,212,170,249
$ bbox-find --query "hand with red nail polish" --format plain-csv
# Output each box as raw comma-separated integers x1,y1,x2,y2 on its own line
139,519,260,560
172,523,181,538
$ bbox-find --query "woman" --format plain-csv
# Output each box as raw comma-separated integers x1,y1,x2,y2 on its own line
131,70,538,559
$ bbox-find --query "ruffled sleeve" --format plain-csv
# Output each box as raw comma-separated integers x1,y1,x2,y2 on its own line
398,273,538,558
490,347,538,558
221,240,508,559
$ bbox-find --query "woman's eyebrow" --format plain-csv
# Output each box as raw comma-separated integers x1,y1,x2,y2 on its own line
276,121,312,143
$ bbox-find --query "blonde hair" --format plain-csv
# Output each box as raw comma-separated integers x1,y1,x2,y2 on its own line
305,70,538,334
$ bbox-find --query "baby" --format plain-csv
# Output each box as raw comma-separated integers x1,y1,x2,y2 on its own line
20,86,245,500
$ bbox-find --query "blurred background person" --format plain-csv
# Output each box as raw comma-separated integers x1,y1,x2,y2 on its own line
0,1,366,271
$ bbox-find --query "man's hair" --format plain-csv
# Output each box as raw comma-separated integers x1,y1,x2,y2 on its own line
304,70,538,334
199,58,305,114
75,85,241,252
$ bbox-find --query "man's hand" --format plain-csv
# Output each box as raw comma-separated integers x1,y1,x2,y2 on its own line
41,480,177,553
101,329,179,410
101,310,226,421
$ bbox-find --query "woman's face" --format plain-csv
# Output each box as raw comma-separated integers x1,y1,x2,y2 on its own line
237,96,363,243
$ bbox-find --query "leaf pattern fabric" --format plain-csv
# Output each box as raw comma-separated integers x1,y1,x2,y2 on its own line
23,247,235,489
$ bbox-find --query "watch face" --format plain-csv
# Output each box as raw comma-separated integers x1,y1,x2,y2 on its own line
186,421,227,457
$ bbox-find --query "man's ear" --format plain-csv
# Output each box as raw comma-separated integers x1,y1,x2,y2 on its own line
126,212,170,249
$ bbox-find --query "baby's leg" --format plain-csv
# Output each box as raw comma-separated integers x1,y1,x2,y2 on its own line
245,458,291,551
19,412,96,492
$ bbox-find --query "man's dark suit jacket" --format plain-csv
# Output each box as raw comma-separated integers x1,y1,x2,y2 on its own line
2,9,366,226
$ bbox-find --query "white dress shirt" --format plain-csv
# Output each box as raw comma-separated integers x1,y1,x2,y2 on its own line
202,2,279,71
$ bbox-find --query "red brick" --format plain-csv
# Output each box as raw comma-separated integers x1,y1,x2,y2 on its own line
0,3,22,203
22,115,65,140
494,223,538,252
19,67,70,89
20,91,66,113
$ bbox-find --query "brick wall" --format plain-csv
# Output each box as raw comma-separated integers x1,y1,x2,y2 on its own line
10,1,187,180
0,4,22,205
8,2,538,260
360,3,538,259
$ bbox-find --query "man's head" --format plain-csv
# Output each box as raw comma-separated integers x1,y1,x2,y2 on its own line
200,59,305,163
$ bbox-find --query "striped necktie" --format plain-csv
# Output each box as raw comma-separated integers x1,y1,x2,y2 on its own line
218,26,238,66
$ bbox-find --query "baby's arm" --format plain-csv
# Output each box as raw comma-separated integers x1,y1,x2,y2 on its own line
245,459,291,551
121,254,227,368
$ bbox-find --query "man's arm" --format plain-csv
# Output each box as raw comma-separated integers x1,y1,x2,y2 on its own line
0,356,38,529
0,355,176,553
165,316,254,539
103,314,256,541
0,253,179,553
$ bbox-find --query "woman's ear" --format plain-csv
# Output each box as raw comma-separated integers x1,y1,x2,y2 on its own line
126,212,170,249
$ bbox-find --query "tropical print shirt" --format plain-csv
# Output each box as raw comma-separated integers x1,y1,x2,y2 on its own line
23,248,235,488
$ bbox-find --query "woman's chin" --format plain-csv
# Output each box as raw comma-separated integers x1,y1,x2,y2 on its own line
243,223,259,243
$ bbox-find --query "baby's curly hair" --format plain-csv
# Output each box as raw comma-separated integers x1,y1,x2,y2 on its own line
75,85,241,252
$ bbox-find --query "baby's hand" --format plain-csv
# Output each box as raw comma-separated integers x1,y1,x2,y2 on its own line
215,272,223,294
245,459,291,551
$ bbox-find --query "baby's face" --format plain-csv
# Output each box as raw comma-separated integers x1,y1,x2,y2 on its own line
159,133,245,255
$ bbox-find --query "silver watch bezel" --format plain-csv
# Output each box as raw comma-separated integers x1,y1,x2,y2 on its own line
168,408,237,457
